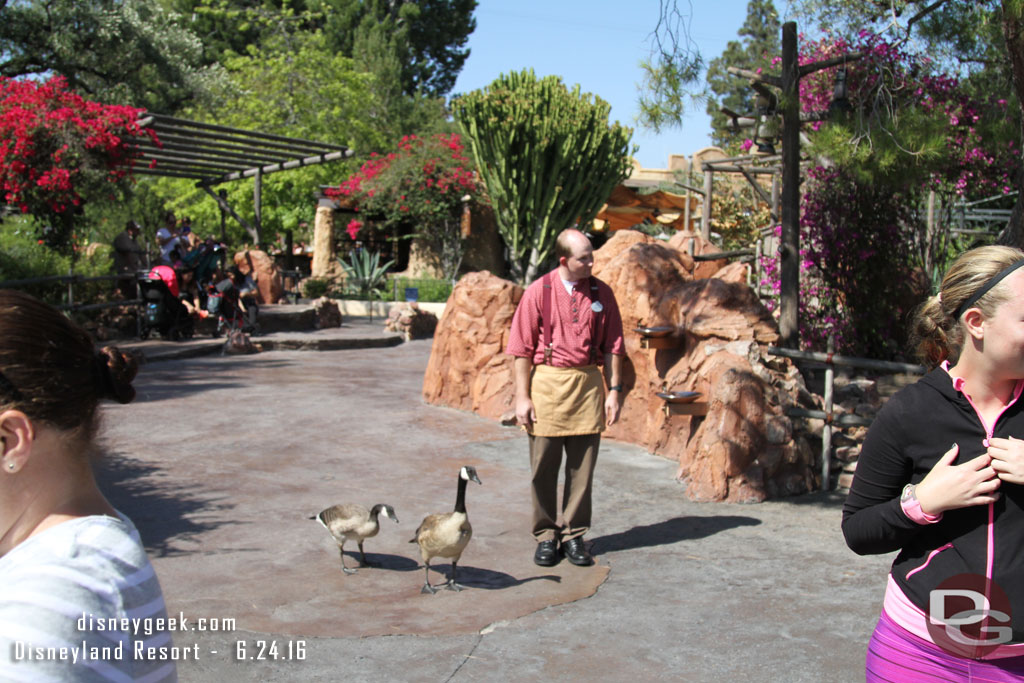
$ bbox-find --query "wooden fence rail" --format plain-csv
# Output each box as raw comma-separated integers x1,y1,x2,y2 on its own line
765,343,926,491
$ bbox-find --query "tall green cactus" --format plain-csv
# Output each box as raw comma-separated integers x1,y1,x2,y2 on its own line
452,69,634,284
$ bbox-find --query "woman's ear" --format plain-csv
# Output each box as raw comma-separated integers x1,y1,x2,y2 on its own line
963,308,986,341
0,410,34,474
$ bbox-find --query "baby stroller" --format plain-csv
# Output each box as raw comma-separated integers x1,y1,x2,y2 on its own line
206,277,259,337
138,275,195,341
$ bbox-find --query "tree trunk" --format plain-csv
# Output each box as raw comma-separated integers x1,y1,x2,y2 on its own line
999,3,1024,247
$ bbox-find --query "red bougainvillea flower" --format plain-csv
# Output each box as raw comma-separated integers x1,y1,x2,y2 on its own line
346,219,362,240
0,75,159,250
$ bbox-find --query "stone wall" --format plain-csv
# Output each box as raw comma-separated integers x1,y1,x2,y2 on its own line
422,231,820,502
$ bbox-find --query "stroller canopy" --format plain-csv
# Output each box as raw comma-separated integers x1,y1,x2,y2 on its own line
148,265,180,298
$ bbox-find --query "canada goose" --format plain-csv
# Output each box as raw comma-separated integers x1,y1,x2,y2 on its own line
410,465,482,594
313,503,398,574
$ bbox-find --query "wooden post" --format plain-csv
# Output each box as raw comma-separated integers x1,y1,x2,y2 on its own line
701,166,713,240
779,21,800,349
218,189,227,243
926,190,937,273
771,173,780,223
253,168,263,247
285,230,294,271
821,335,835,492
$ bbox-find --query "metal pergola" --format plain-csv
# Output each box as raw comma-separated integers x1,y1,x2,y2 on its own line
131,112,353,244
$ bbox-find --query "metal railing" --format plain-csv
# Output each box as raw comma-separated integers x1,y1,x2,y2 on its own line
0,272,142,312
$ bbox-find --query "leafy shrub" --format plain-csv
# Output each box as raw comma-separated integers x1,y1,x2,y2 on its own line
390,277,452,303
301,277,331,299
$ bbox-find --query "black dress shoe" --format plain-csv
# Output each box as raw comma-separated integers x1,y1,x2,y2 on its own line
562,537,594,566
534,540,559,566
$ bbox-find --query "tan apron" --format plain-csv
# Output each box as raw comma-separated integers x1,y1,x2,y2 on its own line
529,364,605,437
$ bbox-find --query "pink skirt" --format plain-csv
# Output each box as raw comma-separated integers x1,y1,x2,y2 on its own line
867,609,1024,682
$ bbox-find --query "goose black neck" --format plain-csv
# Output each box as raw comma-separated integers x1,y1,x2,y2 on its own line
454,475,468,514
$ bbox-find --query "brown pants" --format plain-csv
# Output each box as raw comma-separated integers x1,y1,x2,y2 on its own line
529,433,600,543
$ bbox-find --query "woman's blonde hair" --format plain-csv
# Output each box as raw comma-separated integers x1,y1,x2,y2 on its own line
910,245,1024,368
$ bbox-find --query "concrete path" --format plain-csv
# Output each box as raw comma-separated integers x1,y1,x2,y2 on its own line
93,330,893,682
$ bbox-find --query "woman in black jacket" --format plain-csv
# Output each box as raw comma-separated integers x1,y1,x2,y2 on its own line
844,245,1024,680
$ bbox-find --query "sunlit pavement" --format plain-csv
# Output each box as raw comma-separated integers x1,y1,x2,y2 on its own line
96,330,891,682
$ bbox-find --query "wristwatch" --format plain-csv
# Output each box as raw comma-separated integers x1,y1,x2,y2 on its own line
609,384,623,392
900,483,917,503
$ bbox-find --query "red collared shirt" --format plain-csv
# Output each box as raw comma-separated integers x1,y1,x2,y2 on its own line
506,269,624,367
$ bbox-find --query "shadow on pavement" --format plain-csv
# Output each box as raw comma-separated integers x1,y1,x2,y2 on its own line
94,450,236,558
781,491,848,508
590,515,762,554
428,564,563,590
337,552,420,572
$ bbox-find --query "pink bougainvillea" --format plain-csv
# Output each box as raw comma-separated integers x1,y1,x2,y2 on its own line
755,31,1015,356
0,76,158,251
326,133,486,279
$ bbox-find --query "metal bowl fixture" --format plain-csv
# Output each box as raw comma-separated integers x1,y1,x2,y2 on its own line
634,325,675,338
656,391,702,404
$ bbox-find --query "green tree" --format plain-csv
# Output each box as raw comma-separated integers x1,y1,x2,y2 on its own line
162,0,476,98
704,0,781,150
788,0,1024,245
637,0,705,132
140,29,388,247
453,69,634,284
0,0,225,112
315,0,476,97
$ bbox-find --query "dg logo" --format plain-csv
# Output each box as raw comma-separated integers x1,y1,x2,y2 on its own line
926,573,1014,658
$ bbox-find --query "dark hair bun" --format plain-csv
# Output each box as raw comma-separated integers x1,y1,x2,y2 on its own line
95,346,139,404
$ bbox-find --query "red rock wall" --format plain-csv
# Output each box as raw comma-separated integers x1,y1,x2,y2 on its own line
422,272,521,419
423,232,817,502
233,249,285,304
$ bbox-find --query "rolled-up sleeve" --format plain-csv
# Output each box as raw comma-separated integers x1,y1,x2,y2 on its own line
506,283,541,359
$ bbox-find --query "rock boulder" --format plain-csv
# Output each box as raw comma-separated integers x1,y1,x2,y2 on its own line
423,233,817,502
233,249,285,304
423,272,521,419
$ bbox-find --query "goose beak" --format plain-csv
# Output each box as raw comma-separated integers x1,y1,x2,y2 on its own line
470,473,482,485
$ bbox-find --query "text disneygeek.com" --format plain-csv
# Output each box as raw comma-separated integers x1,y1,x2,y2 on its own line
9,612,306,664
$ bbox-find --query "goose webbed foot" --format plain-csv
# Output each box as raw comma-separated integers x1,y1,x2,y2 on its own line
445,562,466,591
421,583,437,595
342,566,358,575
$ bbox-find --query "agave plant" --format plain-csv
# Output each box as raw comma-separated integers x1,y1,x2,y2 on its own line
339,249,394,301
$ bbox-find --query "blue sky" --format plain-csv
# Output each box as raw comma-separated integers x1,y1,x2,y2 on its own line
452,1,791,169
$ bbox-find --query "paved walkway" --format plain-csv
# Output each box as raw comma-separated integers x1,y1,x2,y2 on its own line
94,329,893,682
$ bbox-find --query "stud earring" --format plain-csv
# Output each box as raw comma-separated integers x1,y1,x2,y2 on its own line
6,463,12,470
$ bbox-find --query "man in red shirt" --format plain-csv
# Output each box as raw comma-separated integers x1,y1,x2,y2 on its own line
506,229,625,567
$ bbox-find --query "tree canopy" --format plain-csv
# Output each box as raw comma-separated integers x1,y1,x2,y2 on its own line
703,0,781,150
0,0,226,112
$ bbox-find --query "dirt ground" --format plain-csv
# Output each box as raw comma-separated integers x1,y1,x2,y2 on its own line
93,329,893,682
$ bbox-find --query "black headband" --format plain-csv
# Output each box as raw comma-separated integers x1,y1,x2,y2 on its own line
953,259,1024,320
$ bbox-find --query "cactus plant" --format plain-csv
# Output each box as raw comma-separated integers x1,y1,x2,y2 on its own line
452,69,634,284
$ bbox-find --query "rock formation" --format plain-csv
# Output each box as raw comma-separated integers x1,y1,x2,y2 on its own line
385,303,438,341
313,297,343,329
424,231,819,503
233,250,285,304
422,272,521,418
